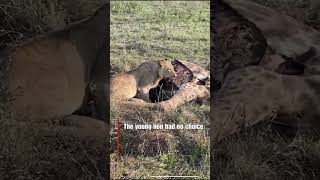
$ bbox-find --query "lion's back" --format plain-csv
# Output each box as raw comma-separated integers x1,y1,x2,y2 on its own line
111,73,137,100
7,36,87,120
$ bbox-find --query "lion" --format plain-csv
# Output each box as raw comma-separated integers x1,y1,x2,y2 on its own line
1,4,109,131
111,59,176,102
115,60,210,112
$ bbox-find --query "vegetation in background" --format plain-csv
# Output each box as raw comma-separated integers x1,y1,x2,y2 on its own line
251,0,320,30
111,1,210,72
0,0,104,48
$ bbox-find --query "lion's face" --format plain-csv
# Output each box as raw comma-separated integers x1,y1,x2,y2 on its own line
159,60,176,78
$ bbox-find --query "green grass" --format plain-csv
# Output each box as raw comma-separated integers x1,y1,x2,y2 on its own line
110,1,210,179
111,1,210,72
0,0,103,48
212,123,320,180
251,0,320,30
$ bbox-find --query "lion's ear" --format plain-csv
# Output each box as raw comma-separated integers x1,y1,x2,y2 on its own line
159,60,166,67
159,59,170,67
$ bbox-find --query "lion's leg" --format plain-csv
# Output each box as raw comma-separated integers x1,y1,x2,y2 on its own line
13,115,110,139
62,115,108,130
59,115,109,138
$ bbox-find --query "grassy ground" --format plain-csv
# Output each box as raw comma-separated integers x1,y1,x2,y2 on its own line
210,1,320,179
1,0,320,179
251,0,320,30
110,1,210,179
212,123,320,180
0,0,107,179
110,1,210,72
0,0,104,48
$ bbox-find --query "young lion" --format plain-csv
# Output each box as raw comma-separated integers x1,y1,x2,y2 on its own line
3,4,109,122
111,59,176,102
